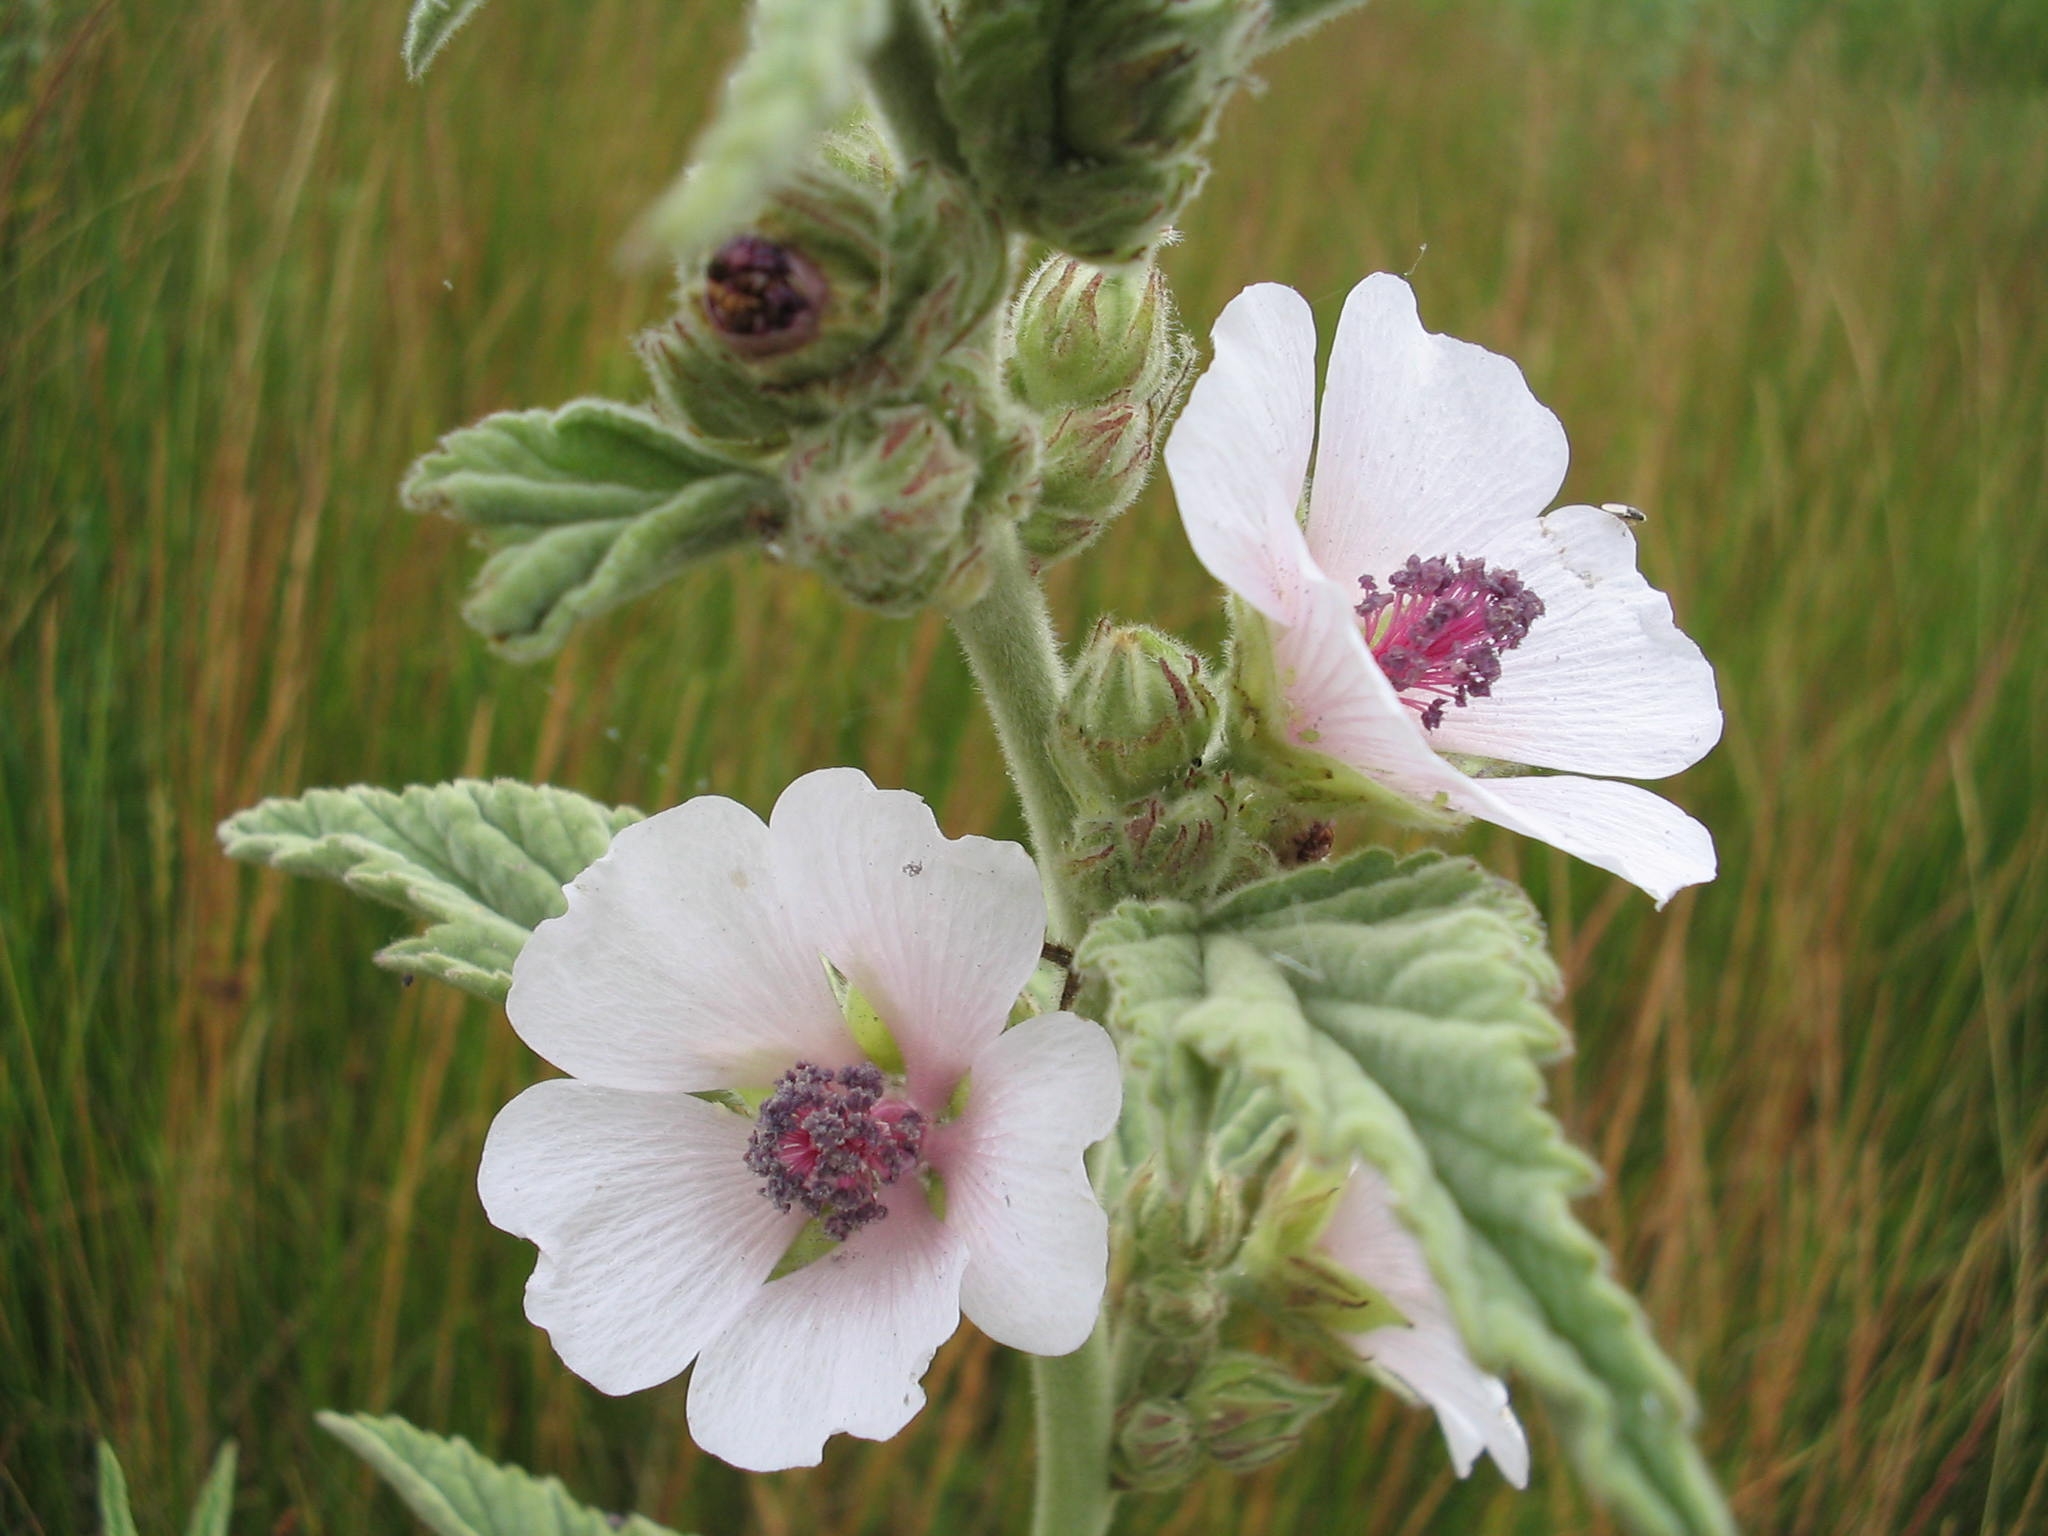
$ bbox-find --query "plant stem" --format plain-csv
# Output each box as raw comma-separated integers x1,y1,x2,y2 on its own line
1030,1324,1121,1536
951,528,1120,1534
949,526,1082,942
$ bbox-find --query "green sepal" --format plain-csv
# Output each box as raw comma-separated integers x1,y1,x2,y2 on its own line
1079,849,1733,1536
823,959,907,1075
218,780,642,1003
402,398,783,661
317,1412,689,1536
633,0,893,260
402,0,490,79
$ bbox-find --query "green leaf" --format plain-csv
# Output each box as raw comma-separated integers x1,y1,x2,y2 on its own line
96,1443,139,1536
318,1411,689,1536
633,0,893,258
403,399,782,661
184,1442,239,1536
403,0,491,79
1079,848,1733,1536
218,780,642,1002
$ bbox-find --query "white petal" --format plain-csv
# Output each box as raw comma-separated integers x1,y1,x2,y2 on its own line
477,1080,799,1396
1426,504,1722,777
1164,282,1323,626
507,796,852,1092
769,768,1046,1107
927,1012,1122,1355
1265,586,1716,904
1323,1166,1529,1487
1306,274,1567,590
1357,1327,1531,1488
685,1185,968,1470
1451,774,1717,908
1270,575,1479,802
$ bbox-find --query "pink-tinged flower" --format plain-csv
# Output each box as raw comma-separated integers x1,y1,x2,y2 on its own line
478,768,1122,1471
1164,275,1721,905
1322,1165,1530,1485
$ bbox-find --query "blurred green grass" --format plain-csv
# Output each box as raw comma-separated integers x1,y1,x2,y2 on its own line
2,0,2043,1532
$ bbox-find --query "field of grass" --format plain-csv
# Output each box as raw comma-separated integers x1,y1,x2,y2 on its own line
3,0,2044,1531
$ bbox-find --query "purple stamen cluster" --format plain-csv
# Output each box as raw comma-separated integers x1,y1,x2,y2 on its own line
1356,555,1545,730
745,1062,925,1241
702,235,825,355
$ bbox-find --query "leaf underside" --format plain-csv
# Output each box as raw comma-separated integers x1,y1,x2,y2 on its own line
218,780,642,1002
319,1412,690,1536
1080,848,1733,1536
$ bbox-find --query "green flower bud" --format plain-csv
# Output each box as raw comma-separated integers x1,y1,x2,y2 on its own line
1066,777,1275,906
780,402,982,614
1186,1353,1343,1473
1017,393,1162,566
1130,1160,1251,1272
1007,257,1178,412
638,132,1009,443
1112,1397,1202,1492
1134,1268,1229,1341
1056,621,1219,804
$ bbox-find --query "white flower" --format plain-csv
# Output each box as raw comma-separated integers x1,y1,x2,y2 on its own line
478,768,1122,1471
1322,1165,1530,1486
1164,275,1722,905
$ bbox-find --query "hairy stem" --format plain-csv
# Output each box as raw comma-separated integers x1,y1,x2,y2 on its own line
1031,1325,1120,1536
948,526,1081,942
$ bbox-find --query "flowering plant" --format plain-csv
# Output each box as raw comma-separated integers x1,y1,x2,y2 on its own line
215,1,1735,1533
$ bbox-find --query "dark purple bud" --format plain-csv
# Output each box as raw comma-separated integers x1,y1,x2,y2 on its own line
702,235,827,357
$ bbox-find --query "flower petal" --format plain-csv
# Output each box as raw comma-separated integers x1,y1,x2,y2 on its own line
1272,574,1480,800
1306,274,1567,590
927,1012,1122,1356
1323,1166,1529,1486
685,1185,968,1470
1269,587,1714,904
768,768,1046,1107
478,1079,799,1396
1452,773,1717,909
1164,282,1322,626
1357,1326,1532,1487
507,795,851,1092
1426,504,1722,777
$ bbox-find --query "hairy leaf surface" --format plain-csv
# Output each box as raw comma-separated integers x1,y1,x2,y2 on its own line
219,781,641,1002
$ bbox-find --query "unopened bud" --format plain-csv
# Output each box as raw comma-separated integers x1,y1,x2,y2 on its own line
639,133,1007,442
1057,622,1219,804
1134,1268,1228,1341
781,403,981,613
1187,1353,1342,1473
1112,1397,1202,1492
1007,257,1177,412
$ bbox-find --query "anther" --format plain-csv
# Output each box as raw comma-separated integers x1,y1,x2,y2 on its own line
1356,555,1544,730
745,1062,924,1240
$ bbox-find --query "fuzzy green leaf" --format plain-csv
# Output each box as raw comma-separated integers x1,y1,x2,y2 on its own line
403,0,491,79
96,1444,139,1536
1079,848,1733,1536
218,780,641,1002
634,0,892,258
184,1443,239,1536
403,399,782,661
318,1412,688,1536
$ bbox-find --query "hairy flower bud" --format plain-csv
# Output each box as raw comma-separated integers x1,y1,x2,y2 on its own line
1066,782,1268,906
939,0,1273,260
639,132,1008,443
1135,1268,1230,1341
1186,1353,1343,1473
1112,1397,1202,1492
1007,257,1178,412
780,403,983,613
1057,621,1219,805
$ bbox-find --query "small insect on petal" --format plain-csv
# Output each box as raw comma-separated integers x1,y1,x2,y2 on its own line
1598,502,1647,524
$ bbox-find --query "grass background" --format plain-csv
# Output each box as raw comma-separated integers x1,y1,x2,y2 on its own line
3,0,2044,1531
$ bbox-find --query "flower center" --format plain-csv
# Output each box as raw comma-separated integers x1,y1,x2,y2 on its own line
702,235,826,356
745,1062,925,1240
1355,555,1544,730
